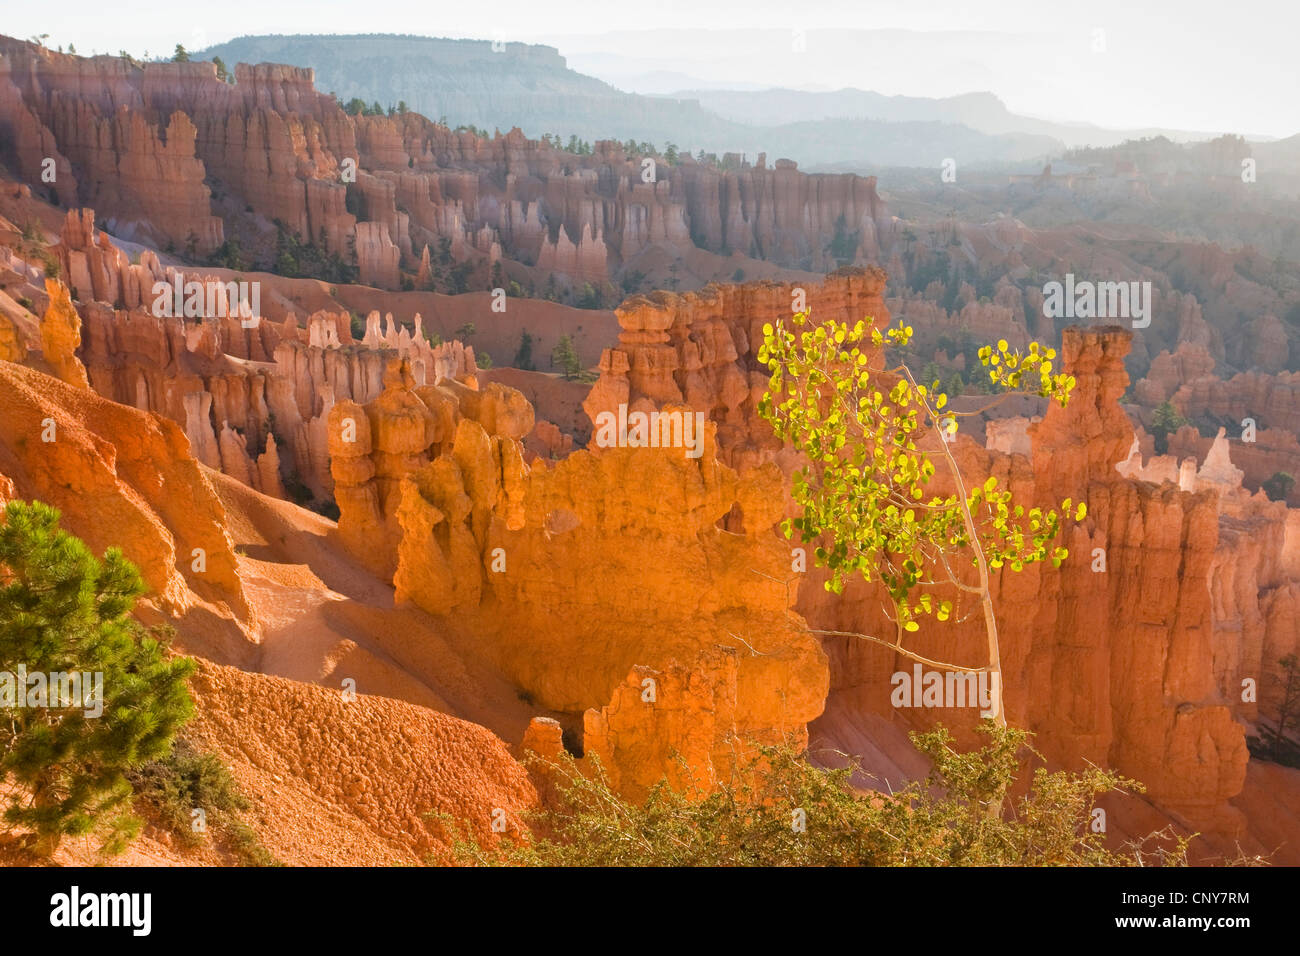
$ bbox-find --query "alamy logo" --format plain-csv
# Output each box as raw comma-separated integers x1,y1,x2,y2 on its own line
0,666,103,718
49,886,151,936
592,404,707,459
151,272,260,327
890,664,1001,718
1042,274,1151,329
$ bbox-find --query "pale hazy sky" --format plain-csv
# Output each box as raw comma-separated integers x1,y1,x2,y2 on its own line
6,0,1297,137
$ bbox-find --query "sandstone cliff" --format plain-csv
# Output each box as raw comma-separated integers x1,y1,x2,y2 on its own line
0,37,897,296
328,355,828,792
1135,341,1300,504
577,268,1300,840
583,266,891,472
0,359,253,647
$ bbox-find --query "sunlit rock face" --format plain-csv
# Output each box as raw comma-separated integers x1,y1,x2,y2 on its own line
584,267,891,473
578,272,1299,837
328,354,827,794
0,360,252,635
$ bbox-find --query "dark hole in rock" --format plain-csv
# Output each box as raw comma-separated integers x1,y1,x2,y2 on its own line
715,501,745,534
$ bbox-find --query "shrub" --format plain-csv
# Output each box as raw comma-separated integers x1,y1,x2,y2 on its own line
127,737,280,866
442,722,1190,867
1151,400,1189,454
126,738,245,846
208,238,248,272
281,475,314,507
1262,471,1295,502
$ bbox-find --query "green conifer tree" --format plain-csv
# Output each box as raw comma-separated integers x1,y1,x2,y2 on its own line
514,330,536,371
0,501,196,856
551,334,581,380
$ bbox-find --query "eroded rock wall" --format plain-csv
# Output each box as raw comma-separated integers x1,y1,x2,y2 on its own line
329,356,828,793
0,360,252,645
583,266,891,472
0,39,897,292
577,268,1299,832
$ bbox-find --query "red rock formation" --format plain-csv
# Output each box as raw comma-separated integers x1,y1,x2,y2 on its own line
1022,329,1247,825
1134,341,1300,503
39,278,89,388
0,42,226,253
8,198,618,509
1133,342,1217,406
0,39,900,293
0,307,23,361
0,54,77,208
583,650,740,801
584,266,891,472
535,221,608,284
328,357,828,792
580,267,1297,838
355,220,401,288
53,203,481,504
0,359,252,640
55,208,163,310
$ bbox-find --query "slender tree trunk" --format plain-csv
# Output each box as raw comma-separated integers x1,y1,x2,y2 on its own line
27,772,63,858
922,393,1007,731
924,395,1008,820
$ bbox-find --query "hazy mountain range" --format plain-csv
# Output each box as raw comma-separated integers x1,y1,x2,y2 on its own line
200,33,1273,170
